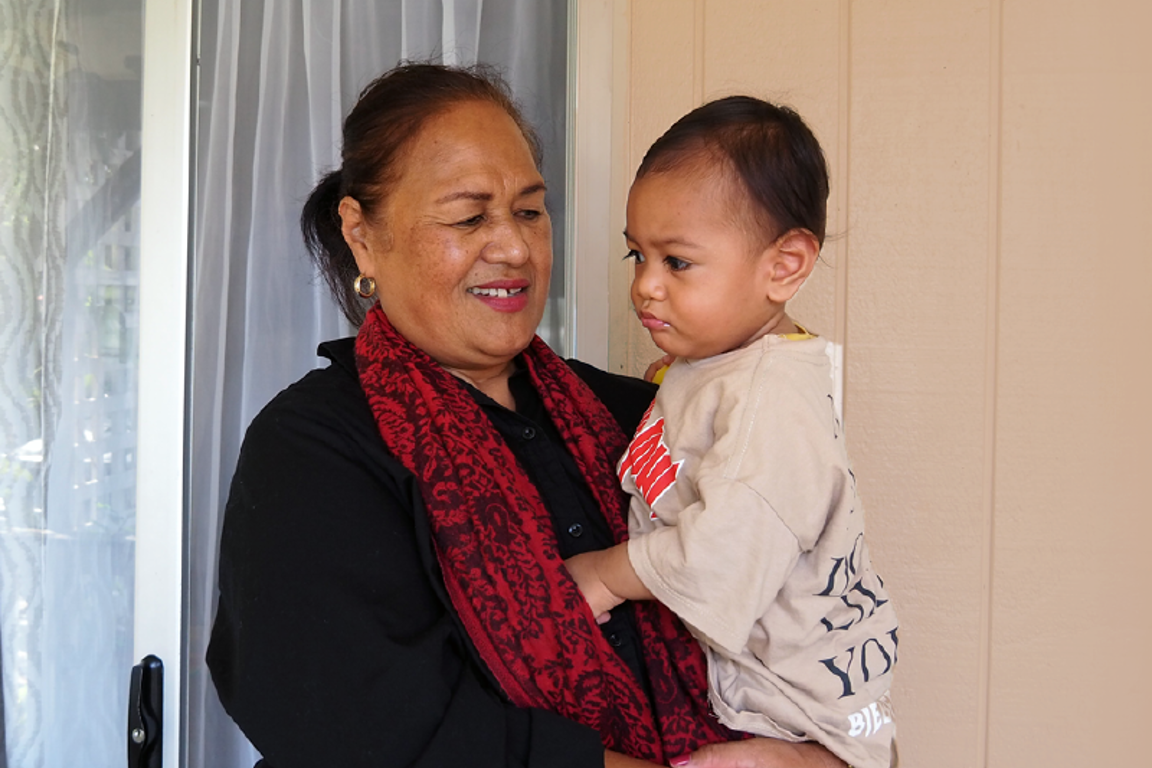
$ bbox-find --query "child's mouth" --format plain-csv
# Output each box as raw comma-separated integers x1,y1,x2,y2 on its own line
639,311,670,330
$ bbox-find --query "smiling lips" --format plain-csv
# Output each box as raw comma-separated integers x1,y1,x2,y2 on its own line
468,280,530,312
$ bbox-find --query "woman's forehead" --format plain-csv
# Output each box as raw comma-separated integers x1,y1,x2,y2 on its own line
396,101,544,198
410,102,533,162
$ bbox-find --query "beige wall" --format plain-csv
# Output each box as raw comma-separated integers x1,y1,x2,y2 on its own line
605,2,1152,765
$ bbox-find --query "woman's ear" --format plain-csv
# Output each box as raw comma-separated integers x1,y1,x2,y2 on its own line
763,228,820,303
338,196,375,274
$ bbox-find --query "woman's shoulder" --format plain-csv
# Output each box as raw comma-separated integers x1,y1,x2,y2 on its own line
258,337,359,409
228,337,414,532
242,337,381,460
564,358,656,438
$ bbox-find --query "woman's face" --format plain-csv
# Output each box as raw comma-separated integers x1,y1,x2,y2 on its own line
343,100,552,377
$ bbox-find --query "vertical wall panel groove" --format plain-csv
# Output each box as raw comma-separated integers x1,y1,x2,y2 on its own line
693,0,705,104
834,0,851,420
977,2,1004,766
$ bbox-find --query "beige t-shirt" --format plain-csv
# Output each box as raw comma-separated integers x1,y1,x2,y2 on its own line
622,334,898,768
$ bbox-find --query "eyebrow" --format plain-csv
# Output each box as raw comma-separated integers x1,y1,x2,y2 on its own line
436,182,547,205
622,229,702,249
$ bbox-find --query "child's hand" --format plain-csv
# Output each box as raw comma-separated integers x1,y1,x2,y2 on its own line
564,550,626,623
643,353,675,383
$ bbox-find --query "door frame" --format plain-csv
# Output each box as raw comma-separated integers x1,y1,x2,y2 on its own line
135,0,196,765
132,3,625,764
566,0,628,368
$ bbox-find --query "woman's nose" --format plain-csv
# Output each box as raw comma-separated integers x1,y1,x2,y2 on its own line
483,218,531,265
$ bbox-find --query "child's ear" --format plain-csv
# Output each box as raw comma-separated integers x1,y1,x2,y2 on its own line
762,228,820,303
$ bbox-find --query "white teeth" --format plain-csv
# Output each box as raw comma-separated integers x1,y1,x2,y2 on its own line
469,287,524,297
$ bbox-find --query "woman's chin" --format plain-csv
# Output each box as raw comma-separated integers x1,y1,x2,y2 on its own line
487,331,539,361
482,310,546,352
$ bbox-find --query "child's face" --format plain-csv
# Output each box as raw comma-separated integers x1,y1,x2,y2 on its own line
625,169,779,359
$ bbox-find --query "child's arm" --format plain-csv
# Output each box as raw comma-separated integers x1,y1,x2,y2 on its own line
564,543,654,621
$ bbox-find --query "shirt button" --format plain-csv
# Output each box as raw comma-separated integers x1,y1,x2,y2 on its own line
521,426,536,440
607,632,623,647
567,523,584,538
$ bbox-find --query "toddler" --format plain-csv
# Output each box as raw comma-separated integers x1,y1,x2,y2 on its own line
565,96,898,768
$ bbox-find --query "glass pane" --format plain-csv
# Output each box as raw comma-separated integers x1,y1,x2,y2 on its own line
0,2,144,766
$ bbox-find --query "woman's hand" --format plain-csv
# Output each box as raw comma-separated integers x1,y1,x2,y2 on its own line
669,738,848,768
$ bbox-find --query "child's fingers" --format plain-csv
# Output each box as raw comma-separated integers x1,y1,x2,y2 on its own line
644,354,675,383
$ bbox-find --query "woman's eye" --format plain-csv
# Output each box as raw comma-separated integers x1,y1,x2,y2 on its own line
665,256,689,271
516,208,544,221
623,249,645,264
455,214,485,227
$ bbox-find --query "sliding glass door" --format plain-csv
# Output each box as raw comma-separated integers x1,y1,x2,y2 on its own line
0,1,192,766
1,1,602,765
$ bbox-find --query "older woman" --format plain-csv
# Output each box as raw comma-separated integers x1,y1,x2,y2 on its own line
207,63,845,768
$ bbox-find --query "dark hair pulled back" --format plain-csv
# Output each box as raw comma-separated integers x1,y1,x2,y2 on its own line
637,95,830,247
301,62,542,325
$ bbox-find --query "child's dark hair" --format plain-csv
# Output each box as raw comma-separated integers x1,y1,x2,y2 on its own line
300,62,542,325
636,95,829,246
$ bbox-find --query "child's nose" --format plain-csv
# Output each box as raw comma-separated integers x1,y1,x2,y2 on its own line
633,263,665,301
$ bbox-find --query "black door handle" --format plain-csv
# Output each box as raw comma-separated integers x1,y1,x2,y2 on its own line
127,655,163,768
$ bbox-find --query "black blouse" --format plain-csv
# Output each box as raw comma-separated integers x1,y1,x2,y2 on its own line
208,338,657,768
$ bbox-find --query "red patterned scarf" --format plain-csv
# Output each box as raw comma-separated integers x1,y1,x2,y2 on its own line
355,305,733,762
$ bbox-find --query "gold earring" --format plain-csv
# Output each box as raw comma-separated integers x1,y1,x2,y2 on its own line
353,274,377,298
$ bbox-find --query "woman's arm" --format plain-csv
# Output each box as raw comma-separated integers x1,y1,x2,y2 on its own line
207,374,604,768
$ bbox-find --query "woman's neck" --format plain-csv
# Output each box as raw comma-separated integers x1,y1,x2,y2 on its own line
443,361,517,410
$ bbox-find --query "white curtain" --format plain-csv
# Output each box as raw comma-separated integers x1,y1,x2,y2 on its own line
187,2,568,765
0,1,144,766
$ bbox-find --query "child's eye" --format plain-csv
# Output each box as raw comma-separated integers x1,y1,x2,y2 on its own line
665,256,689,271
623,248,646,264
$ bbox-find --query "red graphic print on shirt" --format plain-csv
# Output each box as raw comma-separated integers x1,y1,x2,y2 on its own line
619,410,683,513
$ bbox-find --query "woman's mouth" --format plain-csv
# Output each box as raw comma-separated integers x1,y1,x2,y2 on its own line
468,282,530,312
468,286,525,298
